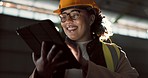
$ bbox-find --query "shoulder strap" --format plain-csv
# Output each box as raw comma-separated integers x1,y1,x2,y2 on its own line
102,42,121,72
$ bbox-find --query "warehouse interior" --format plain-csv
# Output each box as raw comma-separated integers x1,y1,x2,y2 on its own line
0,0,148,78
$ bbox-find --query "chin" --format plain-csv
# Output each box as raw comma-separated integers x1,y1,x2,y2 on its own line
68,36,78,41
69,38,77,41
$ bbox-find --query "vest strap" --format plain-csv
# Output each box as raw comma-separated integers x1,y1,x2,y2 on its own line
102,43,115,71
102,42,121,72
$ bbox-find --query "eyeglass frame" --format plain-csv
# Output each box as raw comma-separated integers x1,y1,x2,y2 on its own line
59,10,81,23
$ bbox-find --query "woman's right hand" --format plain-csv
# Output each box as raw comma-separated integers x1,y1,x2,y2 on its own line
32,41,68,78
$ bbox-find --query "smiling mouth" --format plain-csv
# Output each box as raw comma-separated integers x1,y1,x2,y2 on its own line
67,26,78,32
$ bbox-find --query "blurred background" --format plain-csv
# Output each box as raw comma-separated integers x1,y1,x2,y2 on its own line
0,0,148,78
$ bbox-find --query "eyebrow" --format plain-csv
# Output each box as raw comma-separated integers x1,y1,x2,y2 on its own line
61,9,80,14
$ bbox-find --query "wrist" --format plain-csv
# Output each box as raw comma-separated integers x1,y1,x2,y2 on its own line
34,69,44,78
36,69,53,78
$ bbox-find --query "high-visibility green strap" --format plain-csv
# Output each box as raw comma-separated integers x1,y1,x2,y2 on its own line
112,43,120,60
107,43,121,70
102,43,115,72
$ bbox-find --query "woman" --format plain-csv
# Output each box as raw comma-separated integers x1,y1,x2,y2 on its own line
30,0,139,78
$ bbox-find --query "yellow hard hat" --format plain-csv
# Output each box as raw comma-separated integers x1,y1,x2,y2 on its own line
53,0,99,14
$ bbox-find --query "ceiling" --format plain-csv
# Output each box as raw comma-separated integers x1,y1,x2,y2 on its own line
3,0,148,20
97,0,148,22
1,0,148,39
3,0,148,24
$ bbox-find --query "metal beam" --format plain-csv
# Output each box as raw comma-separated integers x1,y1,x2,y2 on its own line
114,0,141,23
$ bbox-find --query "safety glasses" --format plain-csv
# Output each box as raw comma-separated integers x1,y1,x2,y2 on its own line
59,10,81,23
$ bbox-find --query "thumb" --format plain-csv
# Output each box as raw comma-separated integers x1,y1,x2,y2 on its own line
32,52,37,64
67,43,77,53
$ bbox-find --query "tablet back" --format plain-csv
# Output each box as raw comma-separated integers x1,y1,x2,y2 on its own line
16,20,80,69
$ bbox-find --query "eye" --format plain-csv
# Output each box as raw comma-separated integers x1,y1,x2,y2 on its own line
59,14,67,22
70,11,80,20
59,14,66,19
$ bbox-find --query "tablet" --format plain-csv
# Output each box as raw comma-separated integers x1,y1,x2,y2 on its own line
16,20,80,69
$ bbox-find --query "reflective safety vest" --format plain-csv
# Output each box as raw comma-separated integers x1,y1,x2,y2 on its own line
102,42,121,72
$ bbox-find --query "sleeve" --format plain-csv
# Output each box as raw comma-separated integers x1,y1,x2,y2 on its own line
86,51,139,78
29,68,43,78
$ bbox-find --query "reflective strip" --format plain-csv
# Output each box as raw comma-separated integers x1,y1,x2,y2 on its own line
102,43,115,72
106,43,120,71
112,43,120,60
107,45,118,70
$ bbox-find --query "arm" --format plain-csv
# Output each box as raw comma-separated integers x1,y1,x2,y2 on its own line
29,68,42,78
86,51,139,78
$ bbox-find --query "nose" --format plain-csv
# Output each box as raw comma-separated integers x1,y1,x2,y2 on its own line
66,15,73,23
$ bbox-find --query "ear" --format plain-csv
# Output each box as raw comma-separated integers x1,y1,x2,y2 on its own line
89,14,95,26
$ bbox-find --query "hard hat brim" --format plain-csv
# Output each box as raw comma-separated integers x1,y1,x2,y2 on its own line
53,4,98,14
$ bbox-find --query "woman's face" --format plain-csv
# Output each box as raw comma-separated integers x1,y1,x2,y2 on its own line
60,8,94,42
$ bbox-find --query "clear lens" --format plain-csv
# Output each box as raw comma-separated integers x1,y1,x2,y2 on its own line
59,14,67,22
59,10,80,22
70,11,80,20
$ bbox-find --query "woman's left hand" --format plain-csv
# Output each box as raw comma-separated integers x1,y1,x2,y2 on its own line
67,43,88,72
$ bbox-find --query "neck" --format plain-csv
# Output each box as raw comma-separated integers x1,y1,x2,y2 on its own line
76,34,92,42
76,38,92,42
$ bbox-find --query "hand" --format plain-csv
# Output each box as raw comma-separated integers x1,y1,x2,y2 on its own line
32,41,68,78
67,43,88,71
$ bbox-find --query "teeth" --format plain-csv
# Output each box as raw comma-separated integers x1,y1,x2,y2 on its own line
68,27,76,30
67,26,77,31
69,30,73,32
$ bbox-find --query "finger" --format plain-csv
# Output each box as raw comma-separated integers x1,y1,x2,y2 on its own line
67,44,79,59
41,41,47,59
67,44,77,53
32,52,36,63
50,60,69,70
55,60,69,68
51,50,63,63
47,45,57,62
67,44,76,53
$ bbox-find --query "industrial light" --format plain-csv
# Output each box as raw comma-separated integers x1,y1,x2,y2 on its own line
0,1,4,6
